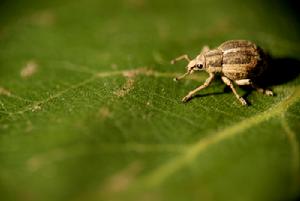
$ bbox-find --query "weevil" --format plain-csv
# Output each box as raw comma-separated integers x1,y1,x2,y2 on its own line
171,40,273,105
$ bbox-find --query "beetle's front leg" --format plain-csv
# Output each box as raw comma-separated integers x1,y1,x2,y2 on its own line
171,54,191,64
221,76,247,105
182,74,215,102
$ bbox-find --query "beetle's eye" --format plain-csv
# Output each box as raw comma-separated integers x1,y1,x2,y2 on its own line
196,64,203,68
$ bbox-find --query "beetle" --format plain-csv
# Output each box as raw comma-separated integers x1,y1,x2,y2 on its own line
171,40,273,105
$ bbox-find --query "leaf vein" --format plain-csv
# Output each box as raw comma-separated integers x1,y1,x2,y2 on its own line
142,86,300,187
281,115,300,195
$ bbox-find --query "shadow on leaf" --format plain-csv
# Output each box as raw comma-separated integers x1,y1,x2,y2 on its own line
256,56,300,87
193,91,228,98
243,56,300,104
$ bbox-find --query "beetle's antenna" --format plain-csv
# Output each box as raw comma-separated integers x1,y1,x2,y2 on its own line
171,54,191,64
173,71,190,82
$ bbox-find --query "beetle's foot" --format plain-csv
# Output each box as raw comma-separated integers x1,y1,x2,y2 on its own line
265,89,274,96
170,60,175,65
182,95,193,103
239,97,248,106
256,88,274,96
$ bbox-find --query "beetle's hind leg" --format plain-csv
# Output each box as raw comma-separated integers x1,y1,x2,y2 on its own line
251,83,274,96
235,79,251,86
222,77,247,106
235,79,273,96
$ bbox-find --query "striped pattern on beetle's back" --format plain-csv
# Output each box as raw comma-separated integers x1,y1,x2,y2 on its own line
205,49,223,68
218,40,265,80
219,40,256,52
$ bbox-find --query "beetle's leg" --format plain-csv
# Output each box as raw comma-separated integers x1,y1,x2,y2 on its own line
235,79,251,85
235,79,273,96
221,76,247,106
171,54,191,64
251,83,274,96
182,73,215,102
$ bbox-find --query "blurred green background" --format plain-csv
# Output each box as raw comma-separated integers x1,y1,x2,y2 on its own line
0,0,300,201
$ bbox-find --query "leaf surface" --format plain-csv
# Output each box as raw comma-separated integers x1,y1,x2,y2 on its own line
0,0,300,201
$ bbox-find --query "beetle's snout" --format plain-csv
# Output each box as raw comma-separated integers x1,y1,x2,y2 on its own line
173,68,192,82
173,59,199,81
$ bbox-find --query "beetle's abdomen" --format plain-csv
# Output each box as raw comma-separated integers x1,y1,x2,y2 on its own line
219,40,266,80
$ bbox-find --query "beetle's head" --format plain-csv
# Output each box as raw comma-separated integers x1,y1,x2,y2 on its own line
174,55,205,81
187,55,205,72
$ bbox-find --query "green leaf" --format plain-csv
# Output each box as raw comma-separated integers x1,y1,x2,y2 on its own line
1,0,300,201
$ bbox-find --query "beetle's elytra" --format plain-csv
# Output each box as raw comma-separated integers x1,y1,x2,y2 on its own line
171,40,273,106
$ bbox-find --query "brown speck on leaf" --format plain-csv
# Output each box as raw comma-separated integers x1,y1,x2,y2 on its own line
21,60,38,79
138,192,162,201
156,21,170,40
153,51,166,64
27,157,42,172
97,52,111,61
103,162,142,193
2,124,9,129
31,104,41,112
25,120,33,133
122,69,137,78
27,149,64,172
105,68,155,102
98,107,112,120
125,0,146,9
0,87,11,96
114,78,135,97
111,63,118,70
30,10,56,26
139,67,156,76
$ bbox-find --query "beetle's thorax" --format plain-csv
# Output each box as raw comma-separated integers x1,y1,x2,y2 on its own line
204,48,223,73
